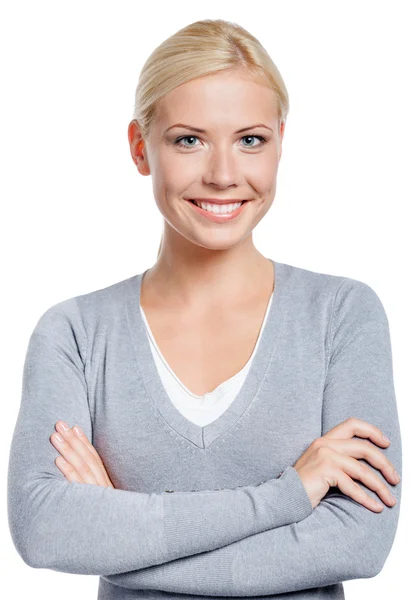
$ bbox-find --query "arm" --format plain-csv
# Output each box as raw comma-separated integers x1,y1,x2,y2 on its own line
102,278,402,596
7,298,313,576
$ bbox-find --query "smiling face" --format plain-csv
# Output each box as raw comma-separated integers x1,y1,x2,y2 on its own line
129,68,285,251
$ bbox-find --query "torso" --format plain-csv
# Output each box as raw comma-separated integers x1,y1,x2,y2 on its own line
140,266,274,397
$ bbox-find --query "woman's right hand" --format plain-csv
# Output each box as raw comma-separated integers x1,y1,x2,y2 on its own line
293,417,400,512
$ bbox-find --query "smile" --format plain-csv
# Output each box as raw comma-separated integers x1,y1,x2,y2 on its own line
185,199,248,222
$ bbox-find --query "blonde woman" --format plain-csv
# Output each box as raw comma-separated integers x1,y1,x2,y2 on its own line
8,19,401,600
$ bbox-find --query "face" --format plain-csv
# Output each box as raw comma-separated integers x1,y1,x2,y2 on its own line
128,69,285,251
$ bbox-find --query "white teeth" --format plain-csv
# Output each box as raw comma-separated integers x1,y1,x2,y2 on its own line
193,200,243,213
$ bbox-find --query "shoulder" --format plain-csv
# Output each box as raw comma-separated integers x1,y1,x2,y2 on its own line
29,273,138,356
280,261,389,344
283,260,385,316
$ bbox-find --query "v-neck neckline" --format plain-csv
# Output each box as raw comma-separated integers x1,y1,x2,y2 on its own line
139,290,274,401
124,259,290,449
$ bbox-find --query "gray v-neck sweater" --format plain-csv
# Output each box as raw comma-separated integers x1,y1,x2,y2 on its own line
8,260,402,599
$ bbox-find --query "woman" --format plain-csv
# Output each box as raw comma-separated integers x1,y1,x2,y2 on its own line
8,18,401,600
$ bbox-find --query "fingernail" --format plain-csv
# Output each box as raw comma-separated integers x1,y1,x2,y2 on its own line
382,434,390,443
73,426,83,436
394,470,400,483
55,433,64,443
58,421,69,432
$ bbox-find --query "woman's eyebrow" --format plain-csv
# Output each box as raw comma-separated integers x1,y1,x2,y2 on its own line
165,123,273,134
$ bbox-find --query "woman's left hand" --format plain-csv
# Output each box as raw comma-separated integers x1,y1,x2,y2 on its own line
50,420,115,488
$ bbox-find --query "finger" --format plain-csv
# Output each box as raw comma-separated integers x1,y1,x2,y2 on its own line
53,421,110,487
50,429,99,485
324,438,400,485
55,456,84,484
72,425,114,487
338,453,397,508
335,469,385,513
322,417,391,448
72,426,107,468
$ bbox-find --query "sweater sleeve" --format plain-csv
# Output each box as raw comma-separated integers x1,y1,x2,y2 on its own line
7,298,313,576
101,278,402,596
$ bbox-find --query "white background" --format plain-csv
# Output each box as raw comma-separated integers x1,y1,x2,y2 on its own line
1,1,409,597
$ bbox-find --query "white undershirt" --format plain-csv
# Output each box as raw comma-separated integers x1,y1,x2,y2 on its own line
139,291,274,427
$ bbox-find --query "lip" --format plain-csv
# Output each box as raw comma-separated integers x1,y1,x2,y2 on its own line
185,198,247,222
187,198,250,205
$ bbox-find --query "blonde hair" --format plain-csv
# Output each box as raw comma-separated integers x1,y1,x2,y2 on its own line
131,19,290,259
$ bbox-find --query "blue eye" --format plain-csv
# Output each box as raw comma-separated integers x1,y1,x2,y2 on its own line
174,134,268,149
174,136,200,148
240,135,268,148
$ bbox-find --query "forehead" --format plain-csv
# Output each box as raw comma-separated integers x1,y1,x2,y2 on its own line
153,70,278,132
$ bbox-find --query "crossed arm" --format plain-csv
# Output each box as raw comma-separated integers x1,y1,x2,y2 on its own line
8,280,401,596
102,281,402,596
7,299,313,576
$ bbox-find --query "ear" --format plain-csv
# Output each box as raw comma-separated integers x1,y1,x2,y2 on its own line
128,120,150,175
278,120,285,161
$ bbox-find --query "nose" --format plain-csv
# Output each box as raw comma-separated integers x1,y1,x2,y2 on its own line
202,144,241,189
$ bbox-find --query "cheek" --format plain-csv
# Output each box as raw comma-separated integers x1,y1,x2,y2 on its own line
248,160,279,194
154,155,197,193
